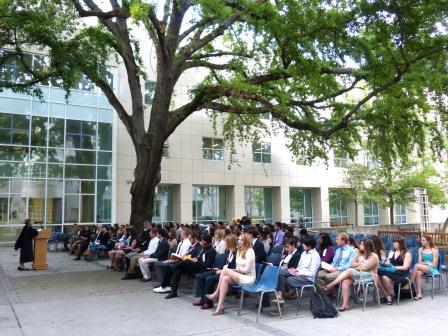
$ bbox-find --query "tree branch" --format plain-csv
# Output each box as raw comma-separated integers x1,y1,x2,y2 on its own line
71,0,129,19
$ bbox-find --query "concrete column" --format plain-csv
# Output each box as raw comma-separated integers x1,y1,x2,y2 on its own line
231,185,246,219
172,183,192,223
272,186,290,223
312,187,330,227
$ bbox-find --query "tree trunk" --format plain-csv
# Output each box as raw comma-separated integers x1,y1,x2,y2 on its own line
129,142,163,231
389,202,395,226
354,201,358,227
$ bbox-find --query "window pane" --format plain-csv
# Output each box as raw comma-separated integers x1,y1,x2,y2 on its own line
0,194,8,224
48,148,64,163
64,195,79,223
65,165,96,179
81,195,95,222
65,180,80,194
48,118,65,147
12,115,30,145
66,120,96,149
98,151,112,165
81,181,95,194
202,138,212,148
253,152,261,163
0,146,28,161
213,149,223,160
262,153,271,163
203,149,212,160
98,122,112,150
65,150,96,165
28,180,46,223
30,147,47,162
31,116,47,146
97,181,112,223
47,164,63,178
29,163,46,178
0,162,27,177
97,166,111,180
46,180,63,224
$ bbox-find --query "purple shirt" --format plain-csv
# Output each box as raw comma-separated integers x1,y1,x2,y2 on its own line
319,245,335,264
273,230,285,246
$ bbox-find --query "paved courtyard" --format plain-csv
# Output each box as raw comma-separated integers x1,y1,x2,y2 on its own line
0,247,447,336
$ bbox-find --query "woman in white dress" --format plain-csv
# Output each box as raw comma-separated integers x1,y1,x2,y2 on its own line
207,233,256,315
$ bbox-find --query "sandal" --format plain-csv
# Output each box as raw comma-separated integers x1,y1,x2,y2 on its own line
212,308,225,316
338,306,350,312
413,295,422,301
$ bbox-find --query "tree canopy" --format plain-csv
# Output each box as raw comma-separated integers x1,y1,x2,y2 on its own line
1,0,448,227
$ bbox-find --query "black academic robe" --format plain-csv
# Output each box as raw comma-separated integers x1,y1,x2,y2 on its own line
15,225,38,263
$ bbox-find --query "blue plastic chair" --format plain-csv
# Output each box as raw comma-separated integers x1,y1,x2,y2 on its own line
266,253,282,266
405,236,417,249
231,263,263,290
270,245,283,254
423,249,447,299
237,265,282,322
290,281,316,315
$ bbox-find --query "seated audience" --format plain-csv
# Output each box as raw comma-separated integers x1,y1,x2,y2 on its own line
323,239,379,312
85,224,110,261
108,227,138,271
272,236,320,304
194,234,237,309
372,235,387,261
165,234,217,299
206,233,256,315
273,222,285,246
250,228,267,263
317,232,335,264
377,237,412,304
121,227,158,280
411,236,440,300
73,226,91,260
317,233,356,290
213,229,226,254
153,229,196,293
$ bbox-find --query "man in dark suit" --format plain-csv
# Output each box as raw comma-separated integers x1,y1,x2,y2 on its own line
165,234,216,299
154,231,202,294
250,228,267,263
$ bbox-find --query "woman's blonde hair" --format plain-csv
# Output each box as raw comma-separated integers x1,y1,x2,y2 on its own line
238,233,252,259
215,229,225,242
225,234,237,252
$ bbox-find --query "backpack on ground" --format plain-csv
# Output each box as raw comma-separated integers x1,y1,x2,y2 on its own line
309,289,338,318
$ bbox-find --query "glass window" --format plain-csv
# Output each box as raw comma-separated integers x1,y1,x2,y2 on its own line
30,147,47,163
98,122,112,151
0,162,27,177
48,118,65,147
46,180,63,224
334,149,348,168
394,204,407,224
81,195,95,222
153,185,173,224
0,113,30,145
364,199,379,225
98,151,112,165
290,188,313,226
97,166,112,180
202,138,224,160
192,186,226,223
0,194,8,224
47,163,63,178
0,146,28,161
48,148,64,163
65,149,96,165
329,190,348,224
252,142,271,163
28,180,46,223
64,194,79,223
31,116,48,147
65,165,96,179
97,181,112,223
29,163,47,178
66,119,96,149
162,142,169,158
245,187,272,223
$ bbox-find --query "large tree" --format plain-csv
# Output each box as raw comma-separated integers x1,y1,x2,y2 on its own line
1,0,448,230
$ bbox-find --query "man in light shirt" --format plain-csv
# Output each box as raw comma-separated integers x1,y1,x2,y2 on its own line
273,236,320,304
317,233,355,290
121,227,158,280
153,228,192,293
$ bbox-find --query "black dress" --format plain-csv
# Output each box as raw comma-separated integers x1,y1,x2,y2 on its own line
379,252,409,285
15,225,39,263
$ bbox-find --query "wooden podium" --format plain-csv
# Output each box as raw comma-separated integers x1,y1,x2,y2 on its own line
33,228,51,270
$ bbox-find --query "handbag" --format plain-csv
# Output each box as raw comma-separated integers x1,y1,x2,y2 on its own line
379,264,396,273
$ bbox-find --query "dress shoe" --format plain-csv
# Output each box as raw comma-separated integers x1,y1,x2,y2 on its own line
201,302,214,310
165,292,178,299
140,278,151,282
193,299,205,306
